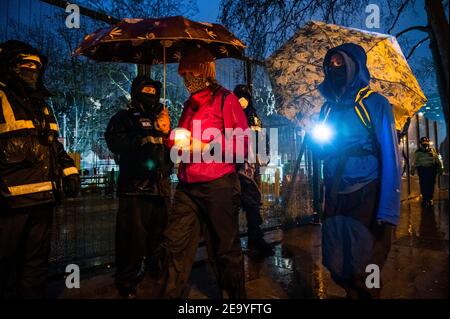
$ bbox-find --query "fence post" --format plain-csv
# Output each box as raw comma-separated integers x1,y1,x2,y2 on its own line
405,133,411,196
434,121,441,188
245,58,252,89
312,153,321,221
415,114,421,142
138,64,152,77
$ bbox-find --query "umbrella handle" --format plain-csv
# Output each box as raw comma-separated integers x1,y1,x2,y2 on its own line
163,45,166,109
161,40,173,110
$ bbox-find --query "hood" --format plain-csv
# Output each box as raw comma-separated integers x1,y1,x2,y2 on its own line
233,84,256,115
0,40,50,97
130,76,162,101
318,43,371,102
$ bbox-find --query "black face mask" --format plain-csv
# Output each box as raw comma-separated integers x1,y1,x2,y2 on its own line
15,68,40,90
137,93,160,114
328,65,347,88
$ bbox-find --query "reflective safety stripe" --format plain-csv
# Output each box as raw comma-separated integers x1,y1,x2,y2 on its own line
354,106,368,127
142,136,163,145
49,122,59,131
63,167,79,176
0,90,35,134
7,181,53,196
354,86,374,128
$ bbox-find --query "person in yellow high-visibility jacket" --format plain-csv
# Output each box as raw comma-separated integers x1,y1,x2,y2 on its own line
0,40,80,299
411,137,444,207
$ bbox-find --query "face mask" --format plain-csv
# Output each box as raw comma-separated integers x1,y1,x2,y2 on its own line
328,65,347,88
137,93,160,113
238,97,249,109
15,68,40,90
183,76,209,94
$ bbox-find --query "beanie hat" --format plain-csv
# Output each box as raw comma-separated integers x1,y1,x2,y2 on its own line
178,45,216,79
131,76,162,100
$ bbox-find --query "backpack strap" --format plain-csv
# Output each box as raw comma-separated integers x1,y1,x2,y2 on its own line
220,90,230,112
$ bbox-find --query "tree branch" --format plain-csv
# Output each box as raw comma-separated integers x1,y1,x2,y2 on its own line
406,36,430,60
387,0,411,34
396,25,430,38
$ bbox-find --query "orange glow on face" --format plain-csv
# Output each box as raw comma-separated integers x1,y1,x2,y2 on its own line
141,86,156,95
18,61,40,70
329,53,345,68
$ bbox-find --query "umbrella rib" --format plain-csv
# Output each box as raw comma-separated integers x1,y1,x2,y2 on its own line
371,77,427,100
365,36,390,54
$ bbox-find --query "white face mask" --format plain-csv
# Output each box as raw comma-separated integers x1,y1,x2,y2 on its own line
238,97,249,109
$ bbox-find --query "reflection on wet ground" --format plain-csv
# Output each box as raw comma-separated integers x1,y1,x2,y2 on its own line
50,190,448,299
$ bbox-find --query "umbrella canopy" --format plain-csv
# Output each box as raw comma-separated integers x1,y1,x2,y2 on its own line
266,21,427,130
74,15,246,64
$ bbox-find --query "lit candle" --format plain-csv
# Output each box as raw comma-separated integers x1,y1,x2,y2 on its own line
174,128,191,150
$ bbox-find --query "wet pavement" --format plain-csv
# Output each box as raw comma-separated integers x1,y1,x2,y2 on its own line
49,190,448,299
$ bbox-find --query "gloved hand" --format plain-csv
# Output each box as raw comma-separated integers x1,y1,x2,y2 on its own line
190,137,210,154
63,174,81,198
154,108,170,135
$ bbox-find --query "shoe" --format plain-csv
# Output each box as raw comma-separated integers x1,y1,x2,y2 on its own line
248,239,275,258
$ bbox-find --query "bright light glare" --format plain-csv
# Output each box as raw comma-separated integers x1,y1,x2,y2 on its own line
312,124,333,142
174,129,191,149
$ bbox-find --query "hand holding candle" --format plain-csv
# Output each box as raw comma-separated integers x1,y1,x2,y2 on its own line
174,128,191,150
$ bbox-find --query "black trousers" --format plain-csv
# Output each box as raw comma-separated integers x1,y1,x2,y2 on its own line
160,173,246,299
417,166,437,201
115,196,168,292
239,176,264,243
0,204,53,299
322,180,393,299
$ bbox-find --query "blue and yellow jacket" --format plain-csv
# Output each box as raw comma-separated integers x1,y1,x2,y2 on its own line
316,43,402,225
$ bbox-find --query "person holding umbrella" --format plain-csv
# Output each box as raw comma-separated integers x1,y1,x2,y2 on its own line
160,45,248,299
411,136,444,208
105,76,172,298
311,43,401,298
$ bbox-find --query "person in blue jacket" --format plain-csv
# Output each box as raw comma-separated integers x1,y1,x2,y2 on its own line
312,43,401,299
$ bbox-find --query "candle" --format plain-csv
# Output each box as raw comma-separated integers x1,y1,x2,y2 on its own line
174,129,191,150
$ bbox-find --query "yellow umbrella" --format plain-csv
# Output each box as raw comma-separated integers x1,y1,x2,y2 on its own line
266,21,427,130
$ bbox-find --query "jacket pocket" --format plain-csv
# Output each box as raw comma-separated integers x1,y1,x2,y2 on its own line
0,136,32,166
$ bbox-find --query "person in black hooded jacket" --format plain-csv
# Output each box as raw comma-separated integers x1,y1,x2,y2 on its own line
0,40,80,299
233,85,274,258
105,76,172,298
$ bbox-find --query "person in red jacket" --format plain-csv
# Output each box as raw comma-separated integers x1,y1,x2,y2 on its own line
160,45,248,299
